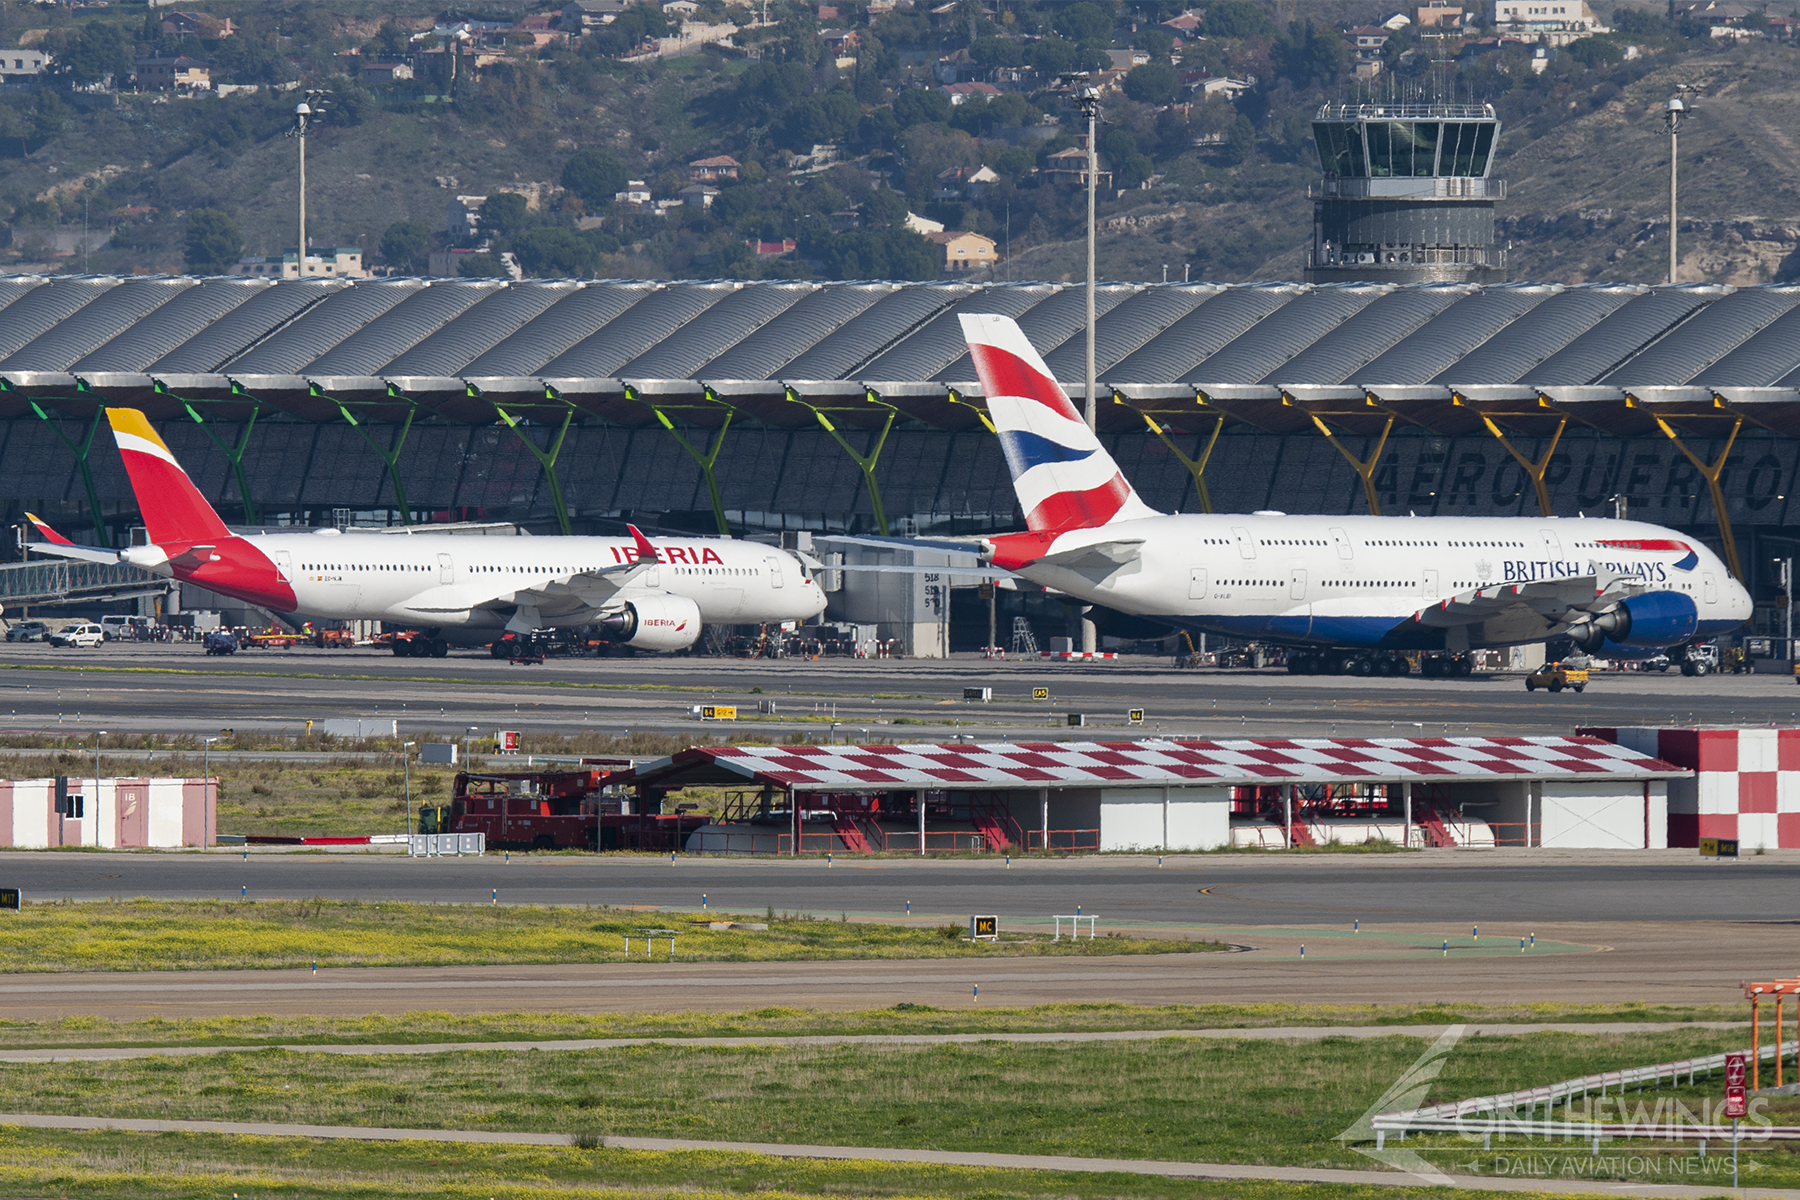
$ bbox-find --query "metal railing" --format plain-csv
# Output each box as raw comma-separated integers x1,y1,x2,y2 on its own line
1315,102,1497,120
1372,1042,1781,1149
1026,828,1101,852
0,559,163,605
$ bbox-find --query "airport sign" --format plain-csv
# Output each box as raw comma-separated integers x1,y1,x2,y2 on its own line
1701,837,1739,858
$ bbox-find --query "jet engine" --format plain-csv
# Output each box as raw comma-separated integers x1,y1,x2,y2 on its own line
597,594,702,652
1566,591,1699,651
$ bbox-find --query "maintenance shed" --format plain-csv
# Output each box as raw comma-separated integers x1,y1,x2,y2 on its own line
610,736,1690,855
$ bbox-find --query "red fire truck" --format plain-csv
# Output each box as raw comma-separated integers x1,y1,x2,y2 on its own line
445,765,705,852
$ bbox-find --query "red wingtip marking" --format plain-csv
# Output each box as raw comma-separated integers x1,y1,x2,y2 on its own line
24,513,73,545
627,524,661,563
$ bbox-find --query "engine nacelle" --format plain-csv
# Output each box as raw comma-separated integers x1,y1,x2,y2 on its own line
1568,591,1699,650
598,594,702,651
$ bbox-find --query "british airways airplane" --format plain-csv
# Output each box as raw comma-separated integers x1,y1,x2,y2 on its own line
25,408,827,655
959,313,1752,676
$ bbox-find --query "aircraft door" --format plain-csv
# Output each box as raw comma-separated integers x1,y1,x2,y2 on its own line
271,550,292,582
765,556,784,587
437,552,454,584
1231,527,1256,560
1539,528,1562,557
1289,569,1306,601
1188,567,1207,599
1329,527,1353,560
1423,568,1439,599
1704,572,1718,604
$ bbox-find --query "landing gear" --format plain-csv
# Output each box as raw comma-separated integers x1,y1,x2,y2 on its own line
1420,654,1472,678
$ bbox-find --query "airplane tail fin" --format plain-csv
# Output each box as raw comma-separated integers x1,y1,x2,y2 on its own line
958,313,1158,532
105,408,233,546
24,512,74,546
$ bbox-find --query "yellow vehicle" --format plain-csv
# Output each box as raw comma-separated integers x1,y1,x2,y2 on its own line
1525,661,1588,693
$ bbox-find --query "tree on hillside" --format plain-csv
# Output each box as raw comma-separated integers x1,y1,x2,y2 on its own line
379,220,433,275
513,227,594,278
479,192,531,238
49,22,134,87
561,149,629,209
184,209,242,274
1123,60,1178,105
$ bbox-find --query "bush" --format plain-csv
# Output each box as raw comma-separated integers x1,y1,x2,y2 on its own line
183,209,242,275
379,220,433,275
893,87,952,129
814,227,941,280
479,192,531,237
457,252,508,278
561,149,629,208
513,227,595,278
1123,60,1177,105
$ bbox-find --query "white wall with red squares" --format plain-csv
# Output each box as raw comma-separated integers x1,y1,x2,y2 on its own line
1578,727,1800,849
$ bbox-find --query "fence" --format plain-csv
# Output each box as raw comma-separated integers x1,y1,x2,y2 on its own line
684,828,1007,855
1025,828,1101,852
408,832,485,857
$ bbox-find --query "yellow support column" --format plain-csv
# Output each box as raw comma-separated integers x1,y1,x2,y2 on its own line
1647,405,1745,583
1299,402,1393,516
1125,393,1223,513
1463,397,1566,518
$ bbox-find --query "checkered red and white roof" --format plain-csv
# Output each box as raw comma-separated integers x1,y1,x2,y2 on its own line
618,737,1686,792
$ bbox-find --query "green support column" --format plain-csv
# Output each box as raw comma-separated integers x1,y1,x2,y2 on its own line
14,384,110,546
320,381,416,526
785,385,898,536
479,383,576,536
630,384,733,536
161,379,262,526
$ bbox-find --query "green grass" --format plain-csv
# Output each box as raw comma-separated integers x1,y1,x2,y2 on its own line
0,1129,1668,1200
0,1031,1763,1169
0,900,1220,972
0,1000,1742,1052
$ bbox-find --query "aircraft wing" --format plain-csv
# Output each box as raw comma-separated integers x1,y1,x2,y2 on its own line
1407,570,1648,634
22,513,120,565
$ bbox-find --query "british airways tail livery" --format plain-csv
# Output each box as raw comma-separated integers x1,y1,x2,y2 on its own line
27,408,826,655
960,314,1751,671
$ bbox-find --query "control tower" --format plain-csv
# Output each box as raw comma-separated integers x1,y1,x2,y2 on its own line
1305,101,1506,284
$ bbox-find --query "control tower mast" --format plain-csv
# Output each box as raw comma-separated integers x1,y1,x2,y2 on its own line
1305,100,1506,284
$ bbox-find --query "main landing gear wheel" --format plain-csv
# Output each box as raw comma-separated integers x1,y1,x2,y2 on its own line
1351,656,1376,677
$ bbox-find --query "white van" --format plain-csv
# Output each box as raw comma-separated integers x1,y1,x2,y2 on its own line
50,623,105,649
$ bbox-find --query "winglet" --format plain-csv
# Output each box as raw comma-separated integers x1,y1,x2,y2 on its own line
627,524,661,564
23,512,73,546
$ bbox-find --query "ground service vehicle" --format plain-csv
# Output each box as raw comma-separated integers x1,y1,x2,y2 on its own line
5,621,47,642
50,623,104,648
1680,643,1719,676
448,767,705,851
203,631,238,655
1526,661,1588,693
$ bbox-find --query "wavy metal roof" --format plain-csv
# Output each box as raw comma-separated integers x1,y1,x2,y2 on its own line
3,275,1800,430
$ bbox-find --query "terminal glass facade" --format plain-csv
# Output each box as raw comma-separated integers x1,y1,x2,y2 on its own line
1314,119,1496,179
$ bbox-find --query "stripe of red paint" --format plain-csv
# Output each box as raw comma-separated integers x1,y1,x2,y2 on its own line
176,539,298,612
1025,472,1134,533
968,343,1082,422
1596,539,1689,552
0,781,10,848
116,449,232,544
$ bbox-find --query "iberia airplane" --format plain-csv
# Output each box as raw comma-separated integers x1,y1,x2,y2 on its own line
25,408,826,655
958,314,1752,675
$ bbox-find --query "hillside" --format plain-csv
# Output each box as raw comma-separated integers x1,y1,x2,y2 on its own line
0,0,1796,289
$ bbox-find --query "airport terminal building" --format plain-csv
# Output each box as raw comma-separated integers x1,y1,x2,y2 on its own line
3,274,1800,641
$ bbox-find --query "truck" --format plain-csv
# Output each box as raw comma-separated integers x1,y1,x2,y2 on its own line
445,766,706,852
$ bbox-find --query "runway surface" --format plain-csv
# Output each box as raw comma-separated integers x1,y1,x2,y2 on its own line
2,848,1787,925
0,642,1794,740
0,915,1783,1013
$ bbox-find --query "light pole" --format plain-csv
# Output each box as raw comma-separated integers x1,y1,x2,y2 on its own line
1064,75,1103,656
402,741,415,836
93,730,105,822
203,736,220,848
1664,88,1692,284
285,90,330,274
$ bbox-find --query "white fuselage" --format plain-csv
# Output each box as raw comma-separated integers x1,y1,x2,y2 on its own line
163,530,827,631
1013,512,1751,649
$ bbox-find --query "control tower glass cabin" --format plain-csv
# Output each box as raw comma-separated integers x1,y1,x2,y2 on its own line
1306,102,1506,284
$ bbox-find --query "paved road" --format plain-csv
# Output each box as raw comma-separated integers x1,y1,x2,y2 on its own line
0,1022,1746,1063
0,918,1789,1015
5,848,1792,925
0,643,1794,740
0,1115,1776,1199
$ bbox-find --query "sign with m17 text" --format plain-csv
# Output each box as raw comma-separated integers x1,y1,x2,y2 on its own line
0,888,18,911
